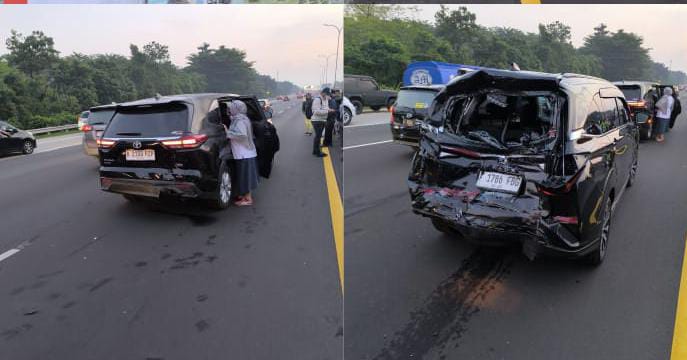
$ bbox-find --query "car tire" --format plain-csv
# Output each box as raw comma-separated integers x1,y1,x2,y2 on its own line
207,161,231,210
343,108,353,126
640,125,652,141
352,100,363,115
431,218,460,237
586,197,611,266
370,106,381,111
22,140,34,154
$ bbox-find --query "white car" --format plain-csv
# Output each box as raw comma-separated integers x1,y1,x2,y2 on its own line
340,96,355,126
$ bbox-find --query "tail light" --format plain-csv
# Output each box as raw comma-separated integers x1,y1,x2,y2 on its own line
97,138,116,149
554,216,578,224
390,106,395,124
82,124,93,132
536,166,585,196
440,145,481,159
161,134,208,149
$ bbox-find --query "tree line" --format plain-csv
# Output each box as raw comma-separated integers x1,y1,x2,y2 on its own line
344,5,687,89
0,30,300,129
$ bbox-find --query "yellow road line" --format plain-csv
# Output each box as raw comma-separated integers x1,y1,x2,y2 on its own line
321,146,344,293
521,0,541,3
671,234,687,359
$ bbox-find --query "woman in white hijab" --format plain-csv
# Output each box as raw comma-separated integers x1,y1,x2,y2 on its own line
655,87,675,143
226,100,259,206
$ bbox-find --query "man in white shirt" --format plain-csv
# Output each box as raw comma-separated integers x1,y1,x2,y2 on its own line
655,87,675,142
310,87,332,157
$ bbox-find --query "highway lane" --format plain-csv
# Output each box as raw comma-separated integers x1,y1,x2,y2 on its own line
0,98,343,360
344,99,687,359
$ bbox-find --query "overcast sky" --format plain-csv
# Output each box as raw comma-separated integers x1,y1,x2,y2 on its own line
0,5,343,87
411,4,687,72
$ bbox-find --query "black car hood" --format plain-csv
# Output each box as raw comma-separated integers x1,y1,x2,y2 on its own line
436,69,561,100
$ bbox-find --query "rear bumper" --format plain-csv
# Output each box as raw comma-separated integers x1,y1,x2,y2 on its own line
390,125,421,146
410,189,595,260
100,177,202,198
99,166,207,198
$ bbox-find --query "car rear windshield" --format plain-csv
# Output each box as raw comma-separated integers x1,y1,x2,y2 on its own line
104,103,189,138
617,86,642,101
442,92,559,151
88,110,115,125
396,89,438,112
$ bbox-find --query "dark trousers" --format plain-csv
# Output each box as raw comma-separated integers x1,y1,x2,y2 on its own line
323,116,335,146
312,121,325,155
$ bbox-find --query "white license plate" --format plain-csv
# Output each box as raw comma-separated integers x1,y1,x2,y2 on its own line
125,149,155,161
404,119,415,127
476,171,522,193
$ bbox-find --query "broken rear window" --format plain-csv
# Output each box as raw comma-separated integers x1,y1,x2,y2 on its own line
442,92,559,151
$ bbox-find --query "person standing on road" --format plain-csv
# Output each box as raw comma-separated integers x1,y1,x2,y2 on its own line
302,93,314,136
322,90,339,147
226,100,259,206
669,89,682,130
310,88,332,157
655,87,675,142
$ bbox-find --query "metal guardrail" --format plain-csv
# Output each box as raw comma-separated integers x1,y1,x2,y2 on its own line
29,124,78,135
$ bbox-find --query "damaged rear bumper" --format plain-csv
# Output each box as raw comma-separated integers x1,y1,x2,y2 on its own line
410,187,597,260
99,166,206,199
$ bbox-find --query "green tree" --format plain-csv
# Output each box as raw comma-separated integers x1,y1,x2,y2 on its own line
186,43,256,94
5,30,59,78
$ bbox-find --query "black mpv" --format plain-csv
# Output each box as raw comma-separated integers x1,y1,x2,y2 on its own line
408,69,639,265
98,93,278,209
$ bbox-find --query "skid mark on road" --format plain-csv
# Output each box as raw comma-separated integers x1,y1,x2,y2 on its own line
373,249,513,360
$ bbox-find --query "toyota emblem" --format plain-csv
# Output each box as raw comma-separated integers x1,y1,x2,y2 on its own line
133,141,142,149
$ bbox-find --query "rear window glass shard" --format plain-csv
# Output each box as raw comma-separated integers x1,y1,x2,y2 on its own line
440,91,560,152
105,103,190,138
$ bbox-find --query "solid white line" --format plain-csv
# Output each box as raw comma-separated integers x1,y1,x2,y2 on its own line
343,140,393,151
345,122,389,128
0,249,20,263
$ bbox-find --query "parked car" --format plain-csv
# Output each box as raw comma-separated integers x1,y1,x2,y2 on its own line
82,105,116,157
77,110,90,131
390,85,443,147
0,120,36,156
344,74,397,114
614,81,658,140
340,96,355,126
98,93,278,209
408,69,638,265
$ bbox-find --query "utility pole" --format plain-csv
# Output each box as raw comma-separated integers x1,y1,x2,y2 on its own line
323,24,342,89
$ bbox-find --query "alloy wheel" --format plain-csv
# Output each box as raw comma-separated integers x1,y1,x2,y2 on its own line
219,170,231,204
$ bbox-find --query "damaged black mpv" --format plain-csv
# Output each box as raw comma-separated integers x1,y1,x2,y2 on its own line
408,69,638,265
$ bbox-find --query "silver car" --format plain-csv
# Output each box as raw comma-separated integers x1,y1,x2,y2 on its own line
82,105,116,157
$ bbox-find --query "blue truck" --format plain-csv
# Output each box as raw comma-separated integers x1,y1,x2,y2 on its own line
402,61,483,87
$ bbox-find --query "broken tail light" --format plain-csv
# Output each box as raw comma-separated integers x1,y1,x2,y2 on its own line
536,166,585,196
440,145,481,159
161,134,208,149
97,138,116,149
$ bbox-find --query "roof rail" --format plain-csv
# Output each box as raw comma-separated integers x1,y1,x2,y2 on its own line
560,73,607,82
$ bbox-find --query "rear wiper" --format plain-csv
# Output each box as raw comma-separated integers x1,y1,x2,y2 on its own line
466,130,507,150
116,132,141,136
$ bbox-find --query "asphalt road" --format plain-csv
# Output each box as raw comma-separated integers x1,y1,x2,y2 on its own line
345,98,687,360
0,98,343,360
